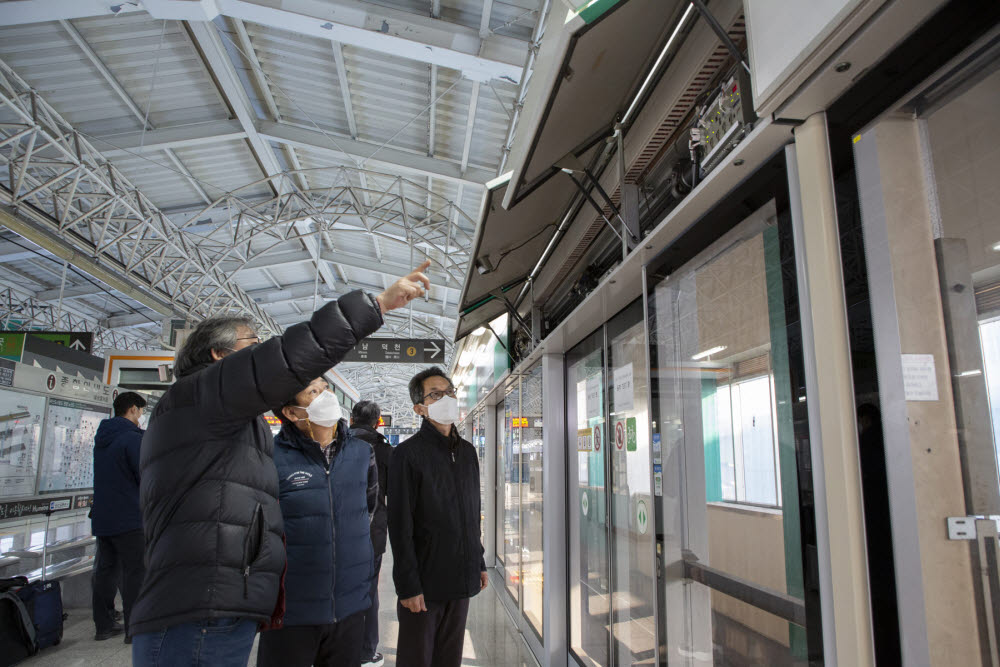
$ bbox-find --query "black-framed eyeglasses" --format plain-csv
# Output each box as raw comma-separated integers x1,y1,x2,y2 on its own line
422,386,457,402
236,336,261,344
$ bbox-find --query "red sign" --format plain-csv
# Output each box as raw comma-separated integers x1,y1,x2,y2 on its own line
615,421,625,450
593,424,602,451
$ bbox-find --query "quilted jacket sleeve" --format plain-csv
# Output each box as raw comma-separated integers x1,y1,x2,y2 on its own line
198,290,383,425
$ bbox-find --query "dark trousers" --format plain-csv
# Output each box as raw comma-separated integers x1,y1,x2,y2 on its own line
361,553,383,656
396,597,470,667
257,610,365,667
92,529,145,634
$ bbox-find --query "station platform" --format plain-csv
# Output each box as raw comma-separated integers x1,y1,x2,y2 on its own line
17,553,534,667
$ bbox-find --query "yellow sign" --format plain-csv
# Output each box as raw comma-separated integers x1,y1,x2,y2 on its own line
406,346,417,357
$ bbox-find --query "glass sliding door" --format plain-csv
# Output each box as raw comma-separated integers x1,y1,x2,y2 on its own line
521,364,545,638
568,301,656,667
647,192,820,665
496,405,506,572
569,330,610,667
608,300,656,665
474,408,487,544
504,383,522,601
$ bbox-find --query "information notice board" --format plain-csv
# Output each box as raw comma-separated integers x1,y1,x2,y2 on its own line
0,361,113,502
37,399,105,493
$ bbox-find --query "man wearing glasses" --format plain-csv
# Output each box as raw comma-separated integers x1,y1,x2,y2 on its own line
388,367,488,667
130,263,432,667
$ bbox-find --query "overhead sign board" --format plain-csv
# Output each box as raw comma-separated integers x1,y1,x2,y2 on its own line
342,339,445,364
0,332,94,362
384,427,419,436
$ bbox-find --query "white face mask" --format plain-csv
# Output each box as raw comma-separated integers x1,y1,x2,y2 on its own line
297,390,341,427
426,394,459,425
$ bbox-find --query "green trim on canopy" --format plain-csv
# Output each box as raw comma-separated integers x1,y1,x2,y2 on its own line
578,0,625,24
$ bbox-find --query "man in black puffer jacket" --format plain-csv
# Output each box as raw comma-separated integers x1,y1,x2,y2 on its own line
130,263,431,667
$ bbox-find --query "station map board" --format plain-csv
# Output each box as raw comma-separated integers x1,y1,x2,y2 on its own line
0,388,46,498
0,362,114,500
37,399,106,493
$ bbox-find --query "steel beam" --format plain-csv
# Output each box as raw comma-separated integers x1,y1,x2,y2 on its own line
136,0,526,83
258,121,494,185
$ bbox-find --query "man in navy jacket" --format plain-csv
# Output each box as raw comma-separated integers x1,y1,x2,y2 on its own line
91,390,147,642
257,377,378,667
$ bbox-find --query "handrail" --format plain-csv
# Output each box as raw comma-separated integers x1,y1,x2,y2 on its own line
682,556,807,627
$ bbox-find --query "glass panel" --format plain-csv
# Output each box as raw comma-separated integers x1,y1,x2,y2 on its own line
504,381,522,601
924,68,1000,499
474,408,488,544
496,405,506,569
649,201,813,664
521,363,545,637
608,300,656,665
568,331,610,667
982,318,1000,477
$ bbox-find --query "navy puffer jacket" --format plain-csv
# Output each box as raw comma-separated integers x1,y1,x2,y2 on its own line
91,416,143,537
130,290,382,636
272,420,375,625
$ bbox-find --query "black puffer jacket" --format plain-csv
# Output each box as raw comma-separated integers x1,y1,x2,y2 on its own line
350,424,392,555
130,291,383,636
388,419,485,602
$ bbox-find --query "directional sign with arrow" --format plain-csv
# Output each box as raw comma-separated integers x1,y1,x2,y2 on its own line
342,338,446,364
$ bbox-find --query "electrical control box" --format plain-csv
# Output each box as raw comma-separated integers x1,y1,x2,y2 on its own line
696,66,756,178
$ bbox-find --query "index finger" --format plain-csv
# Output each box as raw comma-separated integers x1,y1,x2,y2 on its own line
407,261,432,290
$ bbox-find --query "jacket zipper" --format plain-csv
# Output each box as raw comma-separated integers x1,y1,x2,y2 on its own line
326,444,338,623
449,440,469,594
243,502,263,598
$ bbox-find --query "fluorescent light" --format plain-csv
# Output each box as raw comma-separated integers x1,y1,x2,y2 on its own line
691,345,726,361
486,171,513,190
993,241,1000,252
473,327,487,336
955,369,982,378
622,3,696,126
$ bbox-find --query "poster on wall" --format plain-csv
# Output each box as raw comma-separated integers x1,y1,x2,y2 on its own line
613,363,634,412
586,375,601,420
0,387,46,498
37,399,107,493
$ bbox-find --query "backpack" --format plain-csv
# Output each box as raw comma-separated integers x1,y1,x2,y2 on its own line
0,577,37,667
13,579,63,650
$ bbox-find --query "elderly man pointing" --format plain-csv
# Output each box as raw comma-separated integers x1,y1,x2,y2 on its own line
130,262,432,667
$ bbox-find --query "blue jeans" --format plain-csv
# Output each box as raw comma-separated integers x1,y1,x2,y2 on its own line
132,617,258,666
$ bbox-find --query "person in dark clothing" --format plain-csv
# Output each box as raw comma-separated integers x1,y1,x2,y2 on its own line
388,367,487,667
350,400,392,667
257,377,378,667
91,390,147,642
130,262,431,667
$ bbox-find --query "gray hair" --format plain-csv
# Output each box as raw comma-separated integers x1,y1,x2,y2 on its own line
174,316,255,377
408,366,451,405
351,400,381,428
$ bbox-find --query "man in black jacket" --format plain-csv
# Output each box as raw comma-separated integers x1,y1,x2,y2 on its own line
91,390,146,642
350,400,392,667
130,262,431,667
388,367,487,667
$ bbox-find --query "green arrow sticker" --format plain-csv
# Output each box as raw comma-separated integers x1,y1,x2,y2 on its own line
636,499,648,535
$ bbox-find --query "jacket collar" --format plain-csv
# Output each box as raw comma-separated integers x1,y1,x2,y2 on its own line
276,418,350,453
418,417,457,448
352,423,387,442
